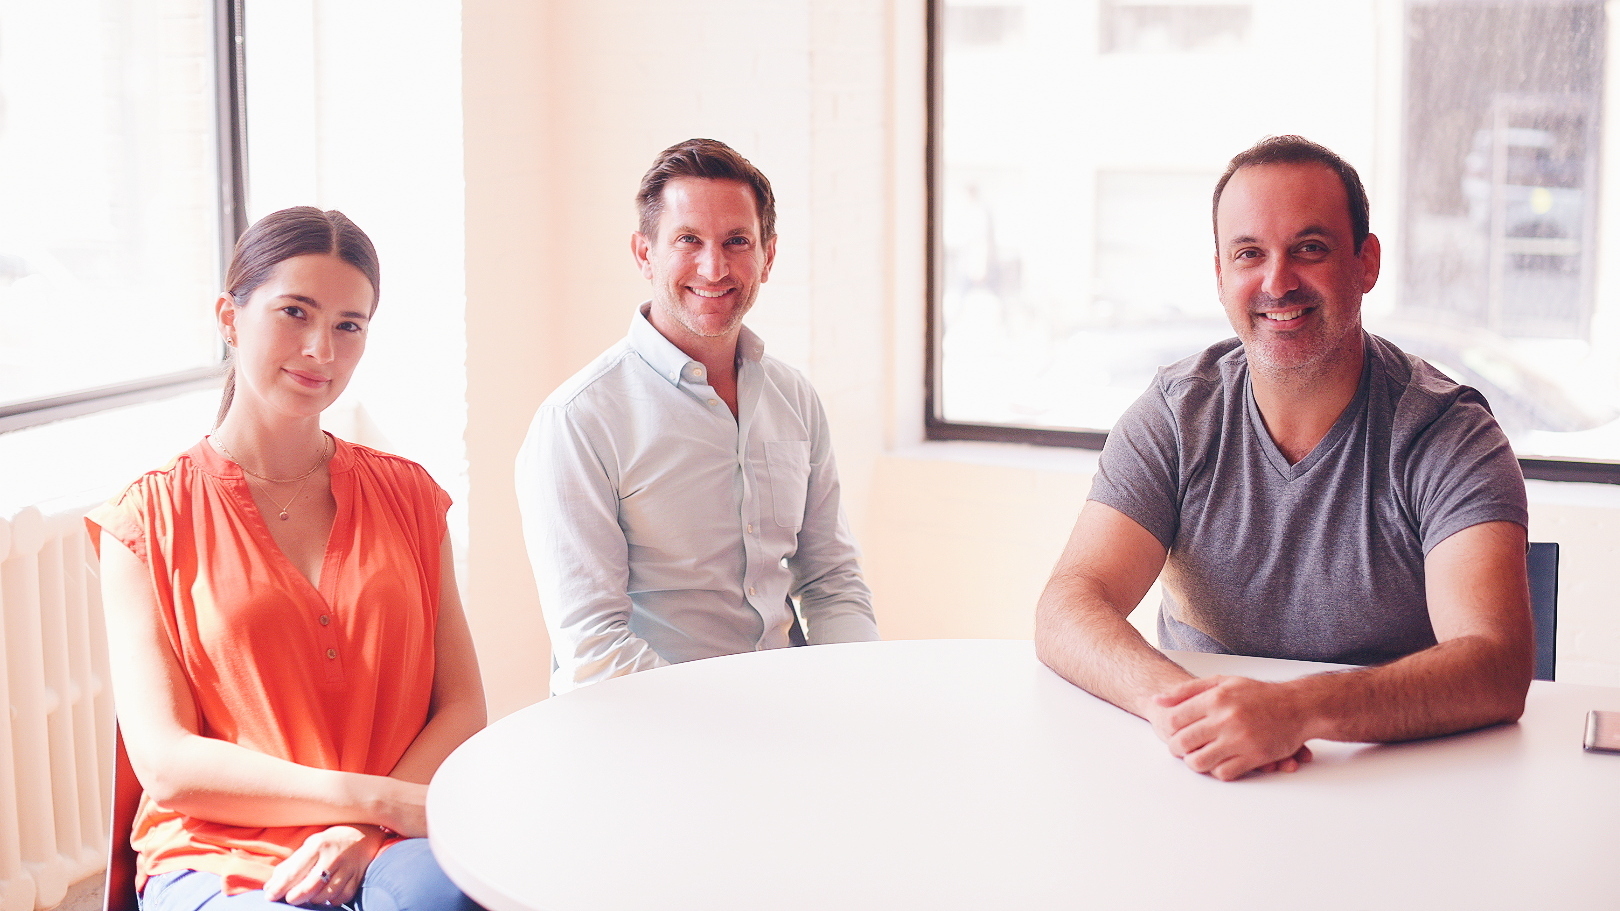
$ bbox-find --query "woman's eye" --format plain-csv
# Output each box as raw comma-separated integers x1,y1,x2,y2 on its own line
281,305,306,318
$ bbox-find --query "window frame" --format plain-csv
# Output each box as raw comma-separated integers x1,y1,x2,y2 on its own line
0,0,248,435
922,0,1620,485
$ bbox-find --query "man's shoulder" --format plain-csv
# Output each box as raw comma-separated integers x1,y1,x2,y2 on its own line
755,350,816,392
1147,336,1245,414
1160,337,1244,384
1365,332,1491,424
541,335,645,412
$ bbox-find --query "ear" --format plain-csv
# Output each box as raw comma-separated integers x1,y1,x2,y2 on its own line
215,291,237,344
1212,248,1224,292
759,234,779,284
631,231,654,280
1357,233,1382,293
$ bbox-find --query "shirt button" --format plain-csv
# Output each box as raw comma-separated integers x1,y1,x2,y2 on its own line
708,398,719,407
747,523,754,534
748,587,757,596
319,615,330,626
326,648,338,659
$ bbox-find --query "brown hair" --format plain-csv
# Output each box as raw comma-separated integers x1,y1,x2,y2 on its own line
1212,135,1371,253
634,138,777,242
215,207,380,426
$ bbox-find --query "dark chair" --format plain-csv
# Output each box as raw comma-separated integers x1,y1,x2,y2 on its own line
1528,542,1559,682
103,724,142,911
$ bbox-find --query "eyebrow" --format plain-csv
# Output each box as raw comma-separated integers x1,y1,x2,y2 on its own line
1225,225,1334,248
277,293,370,321
669,225,755,239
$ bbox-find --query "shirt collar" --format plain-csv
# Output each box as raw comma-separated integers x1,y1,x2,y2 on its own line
629,303,765,387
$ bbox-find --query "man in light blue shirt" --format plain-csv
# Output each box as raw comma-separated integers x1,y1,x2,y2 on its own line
516,138,880,694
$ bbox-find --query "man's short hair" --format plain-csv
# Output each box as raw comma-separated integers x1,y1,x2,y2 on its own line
635,138,777,242
1212,135,1371,253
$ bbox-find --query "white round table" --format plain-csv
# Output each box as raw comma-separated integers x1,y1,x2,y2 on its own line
428,639,1620,911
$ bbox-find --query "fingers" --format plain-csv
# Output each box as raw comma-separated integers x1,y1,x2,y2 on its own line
263,844,314,903
1151,675,1225,709
282,863,361,907
278,862,333,907
267,827,374,906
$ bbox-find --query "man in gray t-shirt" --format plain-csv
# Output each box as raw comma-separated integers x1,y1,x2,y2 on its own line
1035,136,1534,783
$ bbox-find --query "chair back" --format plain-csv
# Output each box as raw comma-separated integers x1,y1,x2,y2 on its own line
1528,542,1559,682
103,725,142,911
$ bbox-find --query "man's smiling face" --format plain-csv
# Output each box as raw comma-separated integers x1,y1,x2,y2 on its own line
635,177,777,350
1214,162,1380,379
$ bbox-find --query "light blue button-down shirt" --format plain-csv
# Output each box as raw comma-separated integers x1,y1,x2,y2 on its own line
516,306,879,694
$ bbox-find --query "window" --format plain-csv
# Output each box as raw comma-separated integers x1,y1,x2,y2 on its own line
0,0,245,432
929,0,1620,482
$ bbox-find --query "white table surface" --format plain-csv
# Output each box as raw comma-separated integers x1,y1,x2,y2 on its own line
427,639,1620,911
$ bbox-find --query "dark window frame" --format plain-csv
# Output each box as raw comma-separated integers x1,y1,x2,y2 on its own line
0,0,248,434
922,0,1620,485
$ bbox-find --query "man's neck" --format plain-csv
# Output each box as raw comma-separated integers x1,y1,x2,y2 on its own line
1249,347,1365,465
648,311,742,417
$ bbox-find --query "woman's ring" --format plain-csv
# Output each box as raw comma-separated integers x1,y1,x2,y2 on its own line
319,870,331,883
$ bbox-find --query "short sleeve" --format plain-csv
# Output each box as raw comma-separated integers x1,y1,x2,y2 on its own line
1088,378,1185,549
1402,386,1528,553
85,481,154,564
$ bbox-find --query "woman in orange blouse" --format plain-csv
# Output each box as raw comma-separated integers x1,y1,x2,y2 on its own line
91,207,485,911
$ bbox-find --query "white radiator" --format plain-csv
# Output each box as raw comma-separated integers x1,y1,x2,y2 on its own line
0,497,116,911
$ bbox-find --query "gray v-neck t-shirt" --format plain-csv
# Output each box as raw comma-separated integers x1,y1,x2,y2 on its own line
1090,332,1527,666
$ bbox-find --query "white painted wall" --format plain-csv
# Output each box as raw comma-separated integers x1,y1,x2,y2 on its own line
16,0,1614,723
449,0,1620,718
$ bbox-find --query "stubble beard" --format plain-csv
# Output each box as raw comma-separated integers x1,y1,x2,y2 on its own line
1236,289,1362,387
655,284,756,341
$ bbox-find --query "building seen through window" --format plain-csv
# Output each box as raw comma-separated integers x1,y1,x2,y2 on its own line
933,0,1618,473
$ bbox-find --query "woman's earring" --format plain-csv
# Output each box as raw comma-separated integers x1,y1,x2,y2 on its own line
225,335,235,347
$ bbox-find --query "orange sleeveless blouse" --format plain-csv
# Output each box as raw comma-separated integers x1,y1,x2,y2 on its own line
87,436,449,894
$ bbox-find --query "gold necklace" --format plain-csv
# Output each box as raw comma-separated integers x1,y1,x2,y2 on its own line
212,434,332,521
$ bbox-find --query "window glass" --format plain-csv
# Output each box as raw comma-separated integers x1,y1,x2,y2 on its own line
0,0,223,411
934,0,1619,468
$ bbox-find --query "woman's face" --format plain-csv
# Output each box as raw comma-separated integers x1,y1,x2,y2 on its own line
217,253,376,422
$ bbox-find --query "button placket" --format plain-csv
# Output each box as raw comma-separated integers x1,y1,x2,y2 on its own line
315,606,345,682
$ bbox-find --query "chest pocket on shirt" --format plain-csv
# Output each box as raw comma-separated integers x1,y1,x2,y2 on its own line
764,440,811,529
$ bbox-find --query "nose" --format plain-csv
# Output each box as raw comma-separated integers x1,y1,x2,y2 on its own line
303,326,334,363
696,243,729,282
1261,256,1299,300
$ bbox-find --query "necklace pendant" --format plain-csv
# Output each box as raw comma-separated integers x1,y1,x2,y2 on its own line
279,511,290,521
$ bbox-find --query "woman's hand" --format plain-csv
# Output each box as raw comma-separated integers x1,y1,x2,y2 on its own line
264,825,386,907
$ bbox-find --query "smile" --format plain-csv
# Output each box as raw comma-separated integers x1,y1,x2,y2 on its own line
689,287,732,299
285,369,331,388
1262,309,1307,322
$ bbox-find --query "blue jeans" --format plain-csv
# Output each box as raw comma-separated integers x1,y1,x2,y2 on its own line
139,839,481,911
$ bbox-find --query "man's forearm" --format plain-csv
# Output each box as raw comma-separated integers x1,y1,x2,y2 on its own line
1286,632,1530,744
1034,577,1192,720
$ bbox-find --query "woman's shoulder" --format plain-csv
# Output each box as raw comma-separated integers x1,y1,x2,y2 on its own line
104,439,216,502
87,440,219,551
332,437,447,502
